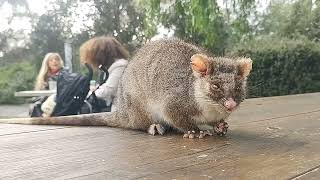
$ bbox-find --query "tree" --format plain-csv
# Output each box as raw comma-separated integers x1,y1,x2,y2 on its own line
309,1,320,42
257,0,319,42
142,0,257,55
77,0,147,52
228,0,256,43
143,0,227,54
29,0,77,69
282,0,313,38
30,14,66,59
0,0,29,55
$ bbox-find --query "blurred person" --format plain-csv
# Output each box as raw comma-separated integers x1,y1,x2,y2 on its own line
35,53,64,90
29,53,64,117
80,36,129,111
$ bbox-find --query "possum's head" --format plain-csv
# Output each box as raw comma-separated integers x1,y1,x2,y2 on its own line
191,54,252,113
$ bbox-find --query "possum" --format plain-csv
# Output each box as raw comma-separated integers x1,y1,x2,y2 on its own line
0,39,252,138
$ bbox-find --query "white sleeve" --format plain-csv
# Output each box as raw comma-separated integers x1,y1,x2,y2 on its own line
95,64,127,105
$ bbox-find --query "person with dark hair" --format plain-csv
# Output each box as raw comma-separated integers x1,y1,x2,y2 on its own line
80,36,129,111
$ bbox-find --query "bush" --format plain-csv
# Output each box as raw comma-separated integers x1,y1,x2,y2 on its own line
231,37,320,98
0,62,36,104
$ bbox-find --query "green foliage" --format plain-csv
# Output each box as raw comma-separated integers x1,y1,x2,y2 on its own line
140,0,159,38
143,0,257,55
0,62,36,104
257,0,320,42
0,47,34,66
226,0,256,44
232,37,320,98
87,0,147,51
30,14,66,69
144,0,229,54
29,0,77,70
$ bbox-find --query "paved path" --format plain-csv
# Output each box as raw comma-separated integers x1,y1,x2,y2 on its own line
0,93,320,179
0,104,29,118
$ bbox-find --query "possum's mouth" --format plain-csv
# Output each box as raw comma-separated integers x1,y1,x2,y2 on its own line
219,98,237,113
213,103,232,115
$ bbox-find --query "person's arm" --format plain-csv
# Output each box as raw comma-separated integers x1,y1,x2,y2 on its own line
95,62,127,105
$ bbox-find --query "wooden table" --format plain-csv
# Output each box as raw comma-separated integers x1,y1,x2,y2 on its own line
1,93,320,179
14,90,56,97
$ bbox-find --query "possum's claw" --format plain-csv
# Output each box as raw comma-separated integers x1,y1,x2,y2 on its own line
214,121,229,136
183,130,212,139
148,124,166,135
183,130,195,139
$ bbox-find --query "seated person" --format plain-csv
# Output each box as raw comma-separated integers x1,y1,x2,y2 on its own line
29,53,64,117
35,53,64,90
80,36,129,112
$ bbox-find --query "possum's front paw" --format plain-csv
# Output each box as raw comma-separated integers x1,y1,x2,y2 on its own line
183,130,212,139
213,121,229,136
183,130,195,139
148,124,166,135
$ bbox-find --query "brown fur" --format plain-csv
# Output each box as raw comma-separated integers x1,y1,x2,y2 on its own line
0,39,252,134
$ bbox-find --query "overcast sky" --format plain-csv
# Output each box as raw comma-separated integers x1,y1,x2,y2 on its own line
0,0,49,32
0,0,94,33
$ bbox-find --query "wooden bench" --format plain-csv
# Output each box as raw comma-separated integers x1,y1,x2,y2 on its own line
1,92,320,179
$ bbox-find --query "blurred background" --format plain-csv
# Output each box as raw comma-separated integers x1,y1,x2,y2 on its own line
0,0,319,104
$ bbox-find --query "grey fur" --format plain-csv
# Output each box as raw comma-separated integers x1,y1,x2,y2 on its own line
0,39,252,134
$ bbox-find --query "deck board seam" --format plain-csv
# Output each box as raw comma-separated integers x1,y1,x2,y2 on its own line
288,164,320,180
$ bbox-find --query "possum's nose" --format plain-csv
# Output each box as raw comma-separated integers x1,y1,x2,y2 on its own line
224,98,237,111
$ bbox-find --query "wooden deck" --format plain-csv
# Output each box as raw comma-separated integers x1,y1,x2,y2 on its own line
1,93,320,180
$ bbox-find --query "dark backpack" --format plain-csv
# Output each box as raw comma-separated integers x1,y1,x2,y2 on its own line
51,64,93,116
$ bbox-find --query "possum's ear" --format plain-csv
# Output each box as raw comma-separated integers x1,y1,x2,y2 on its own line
238,58,252,77
191,54,211,76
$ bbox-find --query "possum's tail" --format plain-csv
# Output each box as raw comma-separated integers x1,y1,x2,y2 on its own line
0,112,121,127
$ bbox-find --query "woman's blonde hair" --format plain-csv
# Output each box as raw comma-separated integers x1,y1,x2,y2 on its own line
79,36,129,69
35,53,64,90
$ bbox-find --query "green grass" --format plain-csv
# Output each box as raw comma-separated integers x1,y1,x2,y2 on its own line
0,62,36,104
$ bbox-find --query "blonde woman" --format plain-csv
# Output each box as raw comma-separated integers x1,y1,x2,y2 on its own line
29,53,64,117
35,53,64,90
80,36,129,111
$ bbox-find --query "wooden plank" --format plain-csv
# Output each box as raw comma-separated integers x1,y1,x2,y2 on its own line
0,127,228,180
0,111,319,179
0,93,319,179
229,92,320,126
135,111,320,180
0,124,70,136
